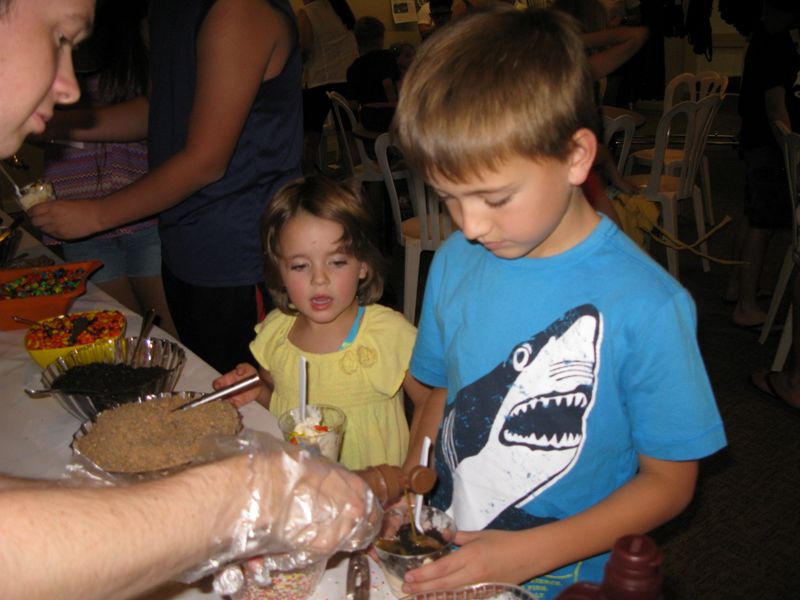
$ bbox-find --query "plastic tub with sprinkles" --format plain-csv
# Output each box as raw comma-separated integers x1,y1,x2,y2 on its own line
230,560,326,600
0,260,102,330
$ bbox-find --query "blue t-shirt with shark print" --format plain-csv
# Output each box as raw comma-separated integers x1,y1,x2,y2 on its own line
410,215,726,599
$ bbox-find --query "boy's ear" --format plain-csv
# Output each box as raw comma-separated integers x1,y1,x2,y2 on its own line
359,261,368,280
567,128,598,186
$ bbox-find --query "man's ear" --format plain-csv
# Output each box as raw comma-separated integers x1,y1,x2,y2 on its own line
567,128,598,186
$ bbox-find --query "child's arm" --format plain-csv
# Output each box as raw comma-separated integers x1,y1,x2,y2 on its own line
402,385,445,473
212,363,274,409
401,455,697,594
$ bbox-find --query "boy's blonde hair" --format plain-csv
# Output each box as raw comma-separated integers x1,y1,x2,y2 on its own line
261,176,385,314
395,6,598,182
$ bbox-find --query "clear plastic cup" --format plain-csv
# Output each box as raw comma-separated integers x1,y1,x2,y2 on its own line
18,180,55,211
277,404,346,462
374,505,457,597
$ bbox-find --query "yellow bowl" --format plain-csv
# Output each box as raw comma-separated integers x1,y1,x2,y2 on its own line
24,310,127,369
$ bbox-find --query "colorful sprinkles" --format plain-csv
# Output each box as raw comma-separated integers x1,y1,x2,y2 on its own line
1,267,88,299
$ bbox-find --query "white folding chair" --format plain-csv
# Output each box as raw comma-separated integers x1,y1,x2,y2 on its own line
625,95,722,279
759,122,800,372
626,71,728,226
603,112,636,173
326,91,384,184
375,132,456,323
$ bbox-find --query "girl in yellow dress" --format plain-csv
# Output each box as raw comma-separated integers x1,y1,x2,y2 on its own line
215,176,429,470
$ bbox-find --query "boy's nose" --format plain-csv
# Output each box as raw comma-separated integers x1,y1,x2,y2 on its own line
458,207,490,241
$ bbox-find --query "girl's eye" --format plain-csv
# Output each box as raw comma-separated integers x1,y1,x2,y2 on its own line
330,259,349,267
289,263,308,272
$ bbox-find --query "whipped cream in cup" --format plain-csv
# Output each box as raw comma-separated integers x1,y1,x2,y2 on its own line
278,404,346,462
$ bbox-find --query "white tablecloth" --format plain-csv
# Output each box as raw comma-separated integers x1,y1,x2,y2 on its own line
0,222,394,599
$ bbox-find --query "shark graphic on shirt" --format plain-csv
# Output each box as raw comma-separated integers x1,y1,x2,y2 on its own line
432,304,602,531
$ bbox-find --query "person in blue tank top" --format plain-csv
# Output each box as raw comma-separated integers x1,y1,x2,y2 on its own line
31,0,303,374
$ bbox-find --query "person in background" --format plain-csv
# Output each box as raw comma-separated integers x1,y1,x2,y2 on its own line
0,2,379,600
214,176,430,470
553,0,647,228
42,0,177,338
297,0,359,173
346,16,400,133
390,42,417,90
727,0,800,330
31,0,303,375
393,6,725,598
745,0,800,408
417,1,434,39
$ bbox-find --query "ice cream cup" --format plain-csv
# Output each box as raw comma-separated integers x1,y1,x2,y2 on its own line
277,404,346,462
373,505,457,597
18,180,55,212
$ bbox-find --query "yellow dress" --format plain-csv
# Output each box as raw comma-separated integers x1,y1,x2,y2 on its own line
249,304,417,470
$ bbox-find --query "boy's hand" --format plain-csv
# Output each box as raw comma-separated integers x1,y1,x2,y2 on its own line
401,529,534,594
213,363,264,408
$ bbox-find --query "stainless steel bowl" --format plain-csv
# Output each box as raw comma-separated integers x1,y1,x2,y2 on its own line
41,336,186,421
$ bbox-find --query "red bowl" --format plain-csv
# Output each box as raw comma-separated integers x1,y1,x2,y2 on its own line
0,260,102,330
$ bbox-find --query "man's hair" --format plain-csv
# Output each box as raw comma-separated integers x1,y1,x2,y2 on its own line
354,16,385,47
395,6,598,182
261,176,385,314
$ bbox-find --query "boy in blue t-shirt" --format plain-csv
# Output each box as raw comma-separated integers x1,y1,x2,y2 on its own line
393,6,726,600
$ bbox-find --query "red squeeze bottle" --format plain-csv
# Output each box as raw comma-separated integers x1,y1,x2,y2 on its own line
556,534,664,600
355,464,437,505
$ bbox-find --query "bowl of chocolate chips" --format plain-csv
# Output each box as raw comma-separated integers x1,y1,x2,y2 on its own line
40,335,186,421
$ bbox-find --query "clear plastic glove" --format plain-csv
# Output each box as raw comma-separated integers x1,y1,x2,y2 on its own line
64,428,381,583
177,430,382,581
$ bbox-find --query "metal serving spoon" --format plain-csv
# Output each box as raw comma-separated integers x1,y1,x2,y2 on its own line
170,374,262,412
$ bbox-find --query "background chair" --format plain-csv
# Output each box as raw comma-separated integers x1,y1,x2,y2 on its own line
375,132,455,323
759,122,800,371
326,91,383,185
603,112,636,173
626,71,728,226
625,94,722,279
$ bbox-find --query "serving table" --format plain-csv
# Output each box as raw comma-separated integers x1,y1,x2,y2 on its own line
0,219,394,599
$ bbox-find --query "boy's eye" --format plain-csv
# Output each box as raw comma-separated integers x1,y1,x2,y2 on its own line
485,196,511,208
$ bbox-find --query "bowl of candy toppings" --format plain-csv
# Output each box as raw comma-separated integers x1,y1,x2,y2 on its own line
40,335,186,421
72,391,242,475
227,558,327,600
277,404,346,462
24,310,127,368
398,583,536,599
0,260,102,330
374,505,457,598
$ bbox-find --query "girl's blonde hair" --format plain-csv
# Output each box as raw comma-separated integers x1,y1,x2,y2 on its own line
261,176,386,314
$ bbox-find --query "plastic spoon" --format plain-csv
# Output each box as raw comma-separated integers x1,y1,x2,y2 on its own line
298,355,307,422
414,435,432,533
